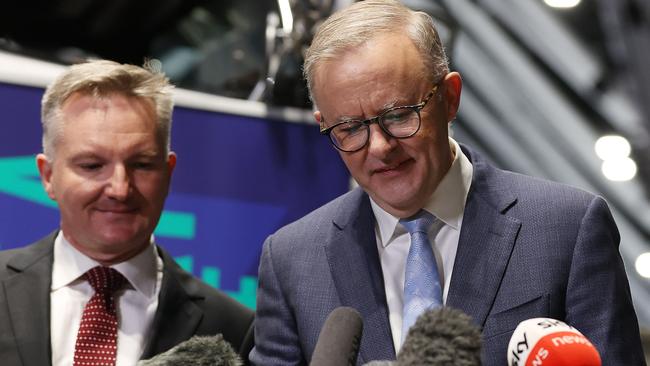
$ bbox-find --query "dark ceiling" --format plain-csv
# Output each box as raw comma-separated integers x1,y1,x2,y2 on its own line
0,0,314,107
0,0,204,63
1,0,649,171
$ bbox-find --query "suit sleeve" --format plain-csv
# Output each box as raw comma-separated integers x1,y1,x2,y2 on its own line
565,196,646,365
249,235,307,365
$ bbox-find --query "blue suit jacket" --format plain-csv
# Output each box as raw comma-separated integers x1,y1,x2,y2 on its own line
250,145,645,365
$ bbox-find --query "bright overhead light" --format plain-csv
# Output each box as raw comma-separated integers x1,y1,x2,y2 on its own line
277,0,293,34
636,252,650,279
601,157,637,182
544,0,581,8
595,135,631,160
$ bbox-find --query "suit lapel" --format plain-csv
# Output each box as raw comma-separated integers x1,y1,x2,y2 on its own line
325,189,395,363
141,246,204,359
2,233,56,366
447,147,521,328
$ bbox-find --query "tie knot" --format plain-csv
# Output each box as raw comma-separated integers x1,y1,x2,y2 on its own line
400,210,436,234
85,266,126,294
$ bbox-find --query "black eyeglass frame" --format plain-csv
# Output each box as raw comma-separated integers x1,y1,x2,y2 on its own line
319,82,441,152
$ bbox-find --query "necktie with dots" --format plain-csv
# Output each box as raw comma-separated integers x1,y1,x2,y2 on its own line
400,210,443,344
73,266,126,366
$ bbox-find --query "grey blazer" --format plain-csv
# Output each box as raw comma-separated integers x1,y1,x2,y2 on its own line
0,232,255,366
250,145,645,366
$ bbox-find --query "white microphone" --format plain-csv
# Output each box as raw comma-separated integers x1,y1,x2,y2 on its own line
507,318,601,366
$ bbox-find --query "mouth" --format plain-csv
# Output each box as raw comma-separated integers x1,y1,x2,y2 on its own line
95,207,139,214
372,158,414,176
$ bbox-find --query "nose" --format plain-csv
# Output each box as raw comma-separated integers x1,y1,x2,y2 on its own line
105,164,131,201
367,124,396,158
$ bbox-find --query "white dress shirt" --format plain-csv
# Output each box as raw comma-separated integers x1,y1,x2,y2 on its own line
50,232,163,366
371,138,473,353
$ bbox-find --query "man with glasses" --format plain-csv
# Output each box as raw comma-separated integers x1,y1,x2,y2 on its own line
251,1,645,365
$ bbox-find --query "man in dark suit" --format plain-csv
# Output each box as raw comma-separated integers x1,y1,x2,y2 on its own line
0,60,253,366
250,1,646,365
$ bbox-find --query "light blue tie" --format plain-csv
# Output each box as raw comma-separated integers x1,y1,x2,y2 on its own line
400,210,442,343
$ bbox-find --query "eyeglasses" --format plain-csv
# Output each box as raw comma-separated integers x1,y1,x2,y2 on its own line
319,83,440,152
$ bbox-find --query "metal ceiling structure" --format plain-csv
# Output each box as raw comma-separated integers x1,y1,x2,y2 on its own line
433,0,650,327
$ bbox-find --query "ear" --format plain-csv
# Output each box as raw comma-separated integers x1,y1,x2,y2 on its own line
443,72,462,122
314,110,322,124
36,153,57,201
166,151,177,176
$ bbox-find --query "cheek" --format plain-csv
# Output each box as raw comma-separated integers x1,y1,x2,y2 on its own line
400,135,430,159
54,175,100,203
339,153,367,178
413,122,448,153
135,174,170,201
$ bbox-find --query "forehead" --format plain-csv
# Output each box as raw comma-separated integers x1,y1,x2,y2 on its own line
55,92,161,153
61,92,155,121
312,34,428,114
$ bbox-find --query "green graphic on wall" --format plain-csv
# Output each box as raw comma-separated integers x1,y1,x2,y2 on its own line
0,155,196,239
175,256,258,309
0,155,257,309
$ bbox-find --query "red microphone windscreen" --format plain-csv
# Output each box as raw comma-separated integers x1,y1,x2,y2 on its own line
507,318,601,366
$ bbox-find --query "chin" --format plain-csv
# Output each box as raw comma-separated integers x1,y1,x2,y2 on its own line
96,227,147,246
374,194,419,215
378,185,420,204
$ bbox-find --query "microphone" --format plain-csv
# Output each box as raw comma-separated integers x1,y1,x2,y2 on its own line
137,334,242,366
507,318,601,366
310,306,364,366
397,306,482,366
362,307,481,366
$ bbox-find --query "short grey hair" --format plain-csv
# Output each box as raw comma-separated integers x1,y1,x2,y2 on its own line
41,59,174,158
304,0,449,103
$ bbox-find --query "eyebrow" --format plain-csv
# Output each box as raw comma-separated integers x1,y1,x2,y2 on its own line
67,151,102,161
330,97,409,124
379,98,401,111
66,149,162,162
332,115,364,124
131,151,161,159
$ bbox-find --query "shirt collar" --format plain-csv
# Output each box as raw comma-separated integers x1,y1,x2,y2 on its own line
370,138,473,247
51,231,160,299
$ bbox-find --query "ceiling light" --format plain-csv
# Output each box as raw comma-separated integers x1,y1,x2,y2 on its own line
544,0,581,8
601,157,637,181
277,0,293,34
636,252,650,278
595,135,631,160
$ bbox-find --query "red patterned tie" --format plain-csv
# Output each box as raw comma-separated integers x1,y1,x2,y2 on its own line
73,266,126,366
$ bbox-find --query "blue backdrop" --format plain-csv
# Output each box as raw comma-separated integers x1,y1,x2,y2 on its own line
0,82,350,309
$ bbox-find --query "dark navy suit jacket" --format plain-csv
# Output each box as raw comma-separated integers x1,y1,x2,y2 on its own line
0,232,255,366
251,145,645,365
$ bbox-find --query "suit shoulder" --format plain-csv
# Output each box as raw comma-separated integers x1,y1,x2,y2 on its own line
163,258,253,319
495,169,601,205
189,273,252,317
0,235,55,278
269,188,363,240
0,247,25,276
157,251,254,358
259,189,365,263
0,246,25,262
465,144,602,208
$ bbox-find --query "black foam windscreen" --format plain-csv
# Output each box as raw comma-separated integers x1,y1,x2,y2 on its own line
398,306,482,366
137,334,242,366
310,306,364,366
